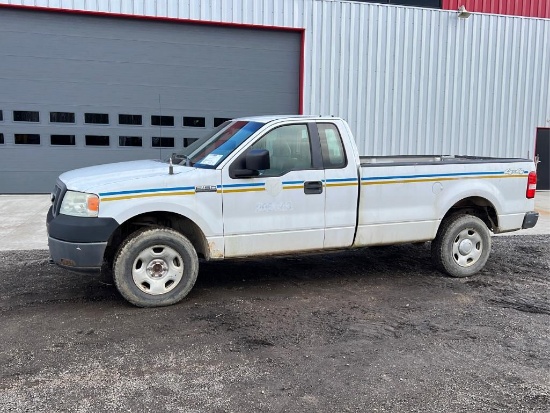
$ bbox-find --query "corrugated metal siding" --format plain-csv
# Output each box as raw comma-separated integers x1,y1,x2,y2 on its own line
443,0,550,19
1,0,549,158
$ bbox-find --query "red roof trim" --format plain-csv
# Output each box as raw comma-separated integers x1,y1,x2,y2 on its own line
442,0,550,18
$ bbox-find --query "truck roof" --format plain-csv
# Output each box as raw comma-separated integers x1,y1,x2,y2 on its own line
232,115,341,124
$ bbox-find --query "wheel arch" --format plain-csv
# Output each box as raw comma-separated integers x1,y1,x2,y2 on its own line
439,196,498,234
104,211,211,266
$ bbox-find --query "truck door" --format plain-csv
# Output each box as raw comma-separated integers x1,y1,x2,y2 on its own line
317,121,360,248
221,123,326,257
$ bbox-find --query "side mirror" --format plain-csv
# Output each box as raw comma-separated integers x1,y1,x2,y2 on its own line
246,149,270,171
232,149,270,178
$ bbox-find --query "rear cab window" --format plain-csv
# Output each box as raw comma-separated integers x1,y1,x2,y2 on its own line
318,123,347,168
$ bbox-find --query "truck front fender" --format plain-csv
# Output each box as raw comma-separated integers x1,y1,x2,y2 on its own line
101,199,222,239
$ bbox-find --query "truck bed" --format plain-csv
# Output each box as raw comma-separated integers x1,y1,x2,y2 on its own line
359,155,530,167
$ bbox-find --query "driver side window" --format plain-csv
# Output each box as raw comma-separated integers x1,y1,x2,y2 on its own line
249,124,312,177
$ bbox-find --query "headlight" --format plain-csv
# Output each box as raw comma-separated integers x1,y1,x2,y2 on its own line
59,191,100,217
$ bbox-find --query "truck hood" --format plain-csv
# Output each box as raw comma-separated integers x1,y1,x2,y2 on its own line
58,160,194,193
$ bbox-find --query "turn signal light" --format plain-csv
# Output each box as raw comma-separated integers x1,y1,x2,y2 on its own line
87,196,100,212
526,171,537,199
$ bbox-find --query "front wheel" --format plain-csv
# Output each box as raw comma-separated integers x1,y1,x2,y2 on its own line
431,214,491,278
113,227,199,307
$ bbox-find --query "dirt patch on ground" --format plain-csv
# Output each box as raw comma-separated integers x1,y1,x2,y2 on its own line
0,235,549,412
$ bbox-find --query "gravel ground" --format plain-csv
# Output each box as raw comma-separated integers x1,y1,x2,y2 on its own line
0,235,549,412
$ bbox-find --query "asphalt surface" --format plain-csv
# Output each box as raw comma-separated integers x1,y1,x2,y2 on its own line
0,235,549,412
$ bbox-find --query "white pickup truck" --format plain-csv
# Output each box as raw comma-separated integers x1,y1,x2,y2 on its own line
47,116,539,307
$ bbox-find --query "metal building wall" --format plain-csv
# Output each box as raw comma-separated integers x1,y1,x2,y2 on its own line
1,0,549,159
443,0,550,19
0,7,301,193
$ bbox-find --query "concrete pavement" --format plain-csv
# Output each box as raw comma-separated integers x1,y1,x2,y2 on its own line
0,195,51,251
0,191,548,252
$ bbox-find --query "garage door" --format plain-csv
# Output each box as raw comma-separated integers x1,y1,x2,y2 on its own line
0,8,301,193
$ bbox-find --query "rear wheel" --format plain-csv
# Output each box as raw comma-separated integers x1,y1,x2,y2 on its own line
431,214,491,278
113,227,198,307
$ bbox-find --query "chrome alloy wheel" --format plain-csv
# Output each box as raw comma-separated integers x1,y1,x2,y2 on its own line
452,228,483,267
132,245,184,295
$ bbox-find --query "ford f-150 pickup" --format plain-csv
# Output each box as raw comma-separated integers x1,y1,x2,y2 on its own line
47,116,539,307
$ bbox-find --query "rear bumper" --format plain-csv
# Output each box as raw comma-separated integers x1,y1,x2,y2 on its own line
522,211,539,229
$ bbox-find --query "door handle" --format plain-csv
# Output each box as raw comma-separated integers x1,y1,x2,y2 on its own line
304,181,323,195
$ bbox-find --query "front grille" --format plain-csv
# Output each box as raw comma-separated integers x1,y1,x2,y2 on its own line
51,182,66,217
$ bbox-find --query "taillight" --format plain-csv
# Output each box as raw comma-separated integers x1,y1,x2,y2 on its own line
526,171,537,199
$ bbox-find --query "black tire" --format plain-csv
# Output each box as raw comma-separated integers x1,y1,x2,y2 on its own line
99,259,114,283
431,214,491,278
113,227,199,307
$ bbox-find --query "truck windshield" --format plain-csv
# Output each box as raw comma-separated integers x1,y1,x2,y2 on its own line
171,120,264,169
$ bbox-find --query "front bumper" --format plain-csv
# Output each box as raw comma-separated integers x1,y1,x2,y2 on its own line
48,236,106,272
47,205,118,272
522,211,539,229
